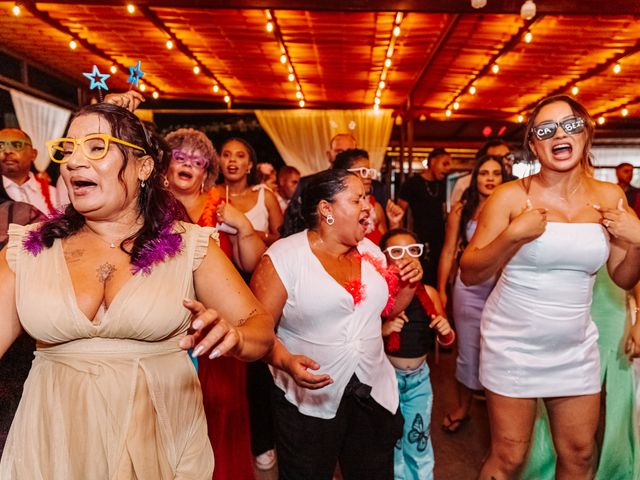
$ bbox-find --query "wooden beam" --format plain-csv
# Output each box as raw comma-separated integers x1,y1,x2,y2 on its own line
23,1,640,15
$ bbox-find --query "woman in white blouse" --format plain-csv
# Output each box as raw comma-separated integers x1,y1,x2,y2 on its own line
251,169,423,480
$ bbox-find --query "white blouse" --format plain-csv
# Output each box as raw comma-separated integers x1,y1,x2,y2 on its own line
266,230,399,419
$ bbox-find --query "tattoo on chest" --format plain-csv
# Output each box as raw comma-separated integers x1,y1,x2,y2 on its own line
96,262,117,284
64,249,85,264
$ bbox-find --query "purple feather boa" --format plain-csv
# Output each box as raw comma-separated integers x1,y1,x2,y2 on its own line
23,211,183,275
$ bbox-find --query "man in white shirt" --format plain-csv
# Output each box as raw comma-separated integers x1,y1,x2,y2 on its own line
0,128,57,215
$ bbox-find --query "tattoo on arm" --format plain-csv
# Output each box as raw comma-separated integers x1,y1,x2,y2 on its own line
238,308,258,326
96,262,116,284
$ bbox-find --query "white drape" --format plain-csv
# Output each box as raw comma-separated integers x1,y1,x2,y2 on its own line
255,109,393,175
10,89,72,172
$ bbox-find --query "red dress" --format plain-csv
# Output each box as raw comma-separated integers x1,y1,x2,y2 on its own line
197,189,256,480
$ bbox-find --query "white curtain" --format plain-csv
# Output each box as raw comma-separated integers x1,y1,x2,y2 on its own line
255,109,394,175
10,89,72,173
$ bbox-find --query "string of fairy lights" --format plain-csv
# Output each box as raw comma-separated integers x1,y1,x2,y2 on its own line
7,2,640,120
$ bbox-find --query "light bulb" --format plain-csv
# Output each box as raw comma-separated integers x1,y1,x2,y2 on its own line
127,4,135,14
166,39,173,50
419,114,427,121
381,72,387,81
374,97,381,105
517,115,524,123
376,89,382,97
69,40,77,50
622,108,629,117
393,26,401,37
296,91,303,99
224,95,231,104
193,65,200,74
280,54,287,64
288,73,295,82
453,101,460,110
296,84,301,91
266,22,273,32
521,0,536,20
613,63,621,74
395,12,403,24
152,91,159,99
299,100,305,108
491,64,500,74
469,85,477,95
384,58,392,68
373,104,380,111
379,80,386,89
139,83,146,92
571,86,579,96
109,65,117,74
524,31,533,43
386,46,394,58
12,3,20,16
471,0,487,8
445,109,452,118
212,85,219,93
597,116,605,125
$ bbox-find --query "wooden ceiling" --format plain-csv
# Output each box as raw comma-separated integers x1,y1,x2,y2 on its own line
1,0,639,125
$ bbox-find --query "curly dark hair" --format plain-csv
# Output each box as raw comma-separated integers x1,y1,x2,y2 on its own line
38,102,184,264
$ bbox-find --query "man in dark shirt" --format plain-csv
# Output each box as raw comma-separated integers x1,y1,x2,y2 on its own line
398,147,451,285
616,162,640,212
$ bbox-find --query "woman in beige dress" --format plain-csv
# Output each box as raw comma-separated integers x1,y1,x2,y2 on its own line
0,102,274,479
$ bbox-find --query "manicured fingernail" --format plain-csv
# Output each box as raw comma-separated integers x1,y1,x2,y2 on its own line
183,298,193,304
192,346,204,357
209,349,220,360
593,204,600,209
192,320,203,330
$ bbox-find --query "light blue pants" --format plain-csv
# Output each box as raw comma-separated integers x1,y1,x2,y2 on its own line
393,362,434,480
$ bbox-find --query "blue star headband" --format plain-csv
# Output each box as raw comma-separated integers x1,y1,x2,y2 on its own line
128,60,145,88
83,65,110,91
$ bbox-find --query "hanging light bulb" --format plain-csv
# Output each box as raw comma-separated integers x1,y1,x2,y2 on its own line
597,116,605,125
445,109,452,118
517,114,524,123
373,104,380,111
453,101,460,110
521,0,537,20
393,26,401,37
379,80,386,89
571,86,579,96
622,108,629,117
471,0,487,8
381,71,387,81
126,4,135,14
374,97,381,105
384,58,392,68
166,39,174,50
299,100,305,108
280,54,287,64
139,83,146,92
266,21,274,32
491,64,500,74
386,46,394,58
296,91,303,100
69,40,77,50
152,91,159,99
12,3,20,16
613,63,621,74
469,85,477,95
193,65,201,75
224,95,231,104
524,31,533,44
212,84,219,93
395,12,403,24
109,65,117,74
288,73,295,82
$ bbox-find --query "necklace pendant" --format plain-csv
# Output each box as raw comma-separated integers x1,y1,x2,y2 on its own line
110,243,116,248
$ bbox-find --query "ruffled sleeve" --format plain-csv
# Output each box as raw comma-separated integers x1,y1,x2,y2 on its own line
192,223,221,271
6,223,30,273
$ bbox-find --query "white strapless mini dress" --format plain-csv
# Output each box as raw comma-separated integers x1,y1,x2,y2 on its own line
479,223,609,398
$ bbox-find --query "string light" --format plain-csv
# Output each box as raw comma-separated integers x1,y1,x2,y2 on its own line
166,39,173,50
613,63,621,74
517,114,524,123
469,85,477,95
453,101,460,110
445,109,452,118
393,26,401,37
193,65,200,75
622,108,629,117
373,104,380,111
374,97,381,105
384,58,392,68
296,91,303,100
521,0,537,20
212,84,219,93
597,116,605,125
11,3,20,16
126,4,135,14
139,83,146,92
491,64,500,74
571,86,580,96
379,80,386,89
266,21,274,32
224,94,231,103
109,65,117,74
152,91,159,99
299,100,305,108
69,40,77,50
288,73,295,82
371,12,404,109
524,31,533,43
280,54,287,64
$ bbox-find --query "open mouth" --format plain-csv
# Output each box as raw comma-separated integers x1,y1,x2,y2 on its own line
178,171,193,180
71,178,97,195
551,143,573,159
226,165,239,174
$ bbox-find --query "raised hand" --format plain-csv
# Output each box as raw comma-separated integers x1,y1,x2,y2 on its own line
385,200,405,228
596,198,640,246
104,91,145,112
507,199,547,243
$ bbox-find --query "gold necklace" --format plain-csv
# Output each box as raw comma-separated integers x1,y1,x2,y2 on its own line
84,227,135,249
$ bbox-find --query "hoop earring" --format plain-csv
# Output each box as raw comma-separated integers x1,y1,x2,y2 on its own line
163,176,170,188
325,214,335,226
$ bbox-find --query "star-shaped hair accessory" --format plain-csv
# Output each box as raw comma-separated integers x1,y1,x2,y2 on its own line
83,65,110,91
128,60,145,88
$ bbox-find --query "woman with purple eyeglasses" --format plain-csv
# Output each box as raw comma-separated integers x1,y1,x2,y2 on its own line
164,128,266,480
460,95,640,479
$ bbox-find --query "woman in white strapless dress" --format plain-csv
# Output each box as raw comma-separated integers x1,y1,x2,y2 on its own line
460,95,640,480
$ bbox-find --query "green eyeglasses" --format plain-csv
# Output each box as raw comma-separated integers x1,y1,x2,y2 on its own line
46,133,146,164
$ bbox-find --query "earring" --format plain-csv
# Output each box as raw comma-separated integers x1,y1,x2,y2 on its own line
200,182,205,193
140,179,146,188
326,214,335,226
163,176,169,188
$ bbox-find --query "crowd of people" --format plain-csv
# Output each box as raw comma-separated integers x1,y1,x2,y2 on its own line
1,90,640,480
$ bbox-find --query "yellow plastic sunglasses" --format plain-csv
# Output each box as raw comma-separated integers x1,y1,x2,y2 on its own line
46,133,146,164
